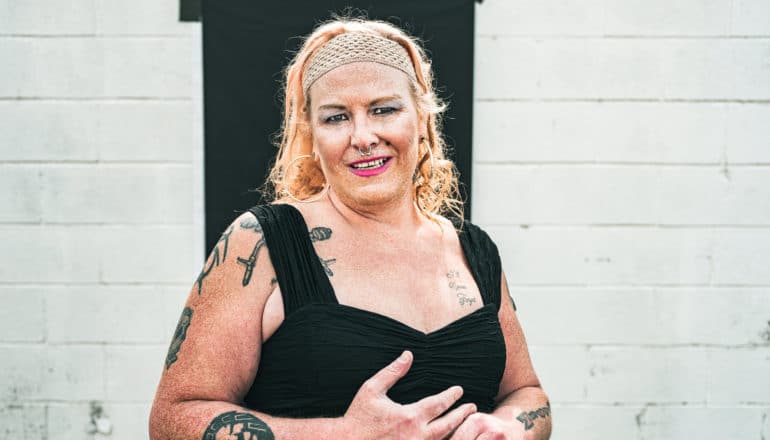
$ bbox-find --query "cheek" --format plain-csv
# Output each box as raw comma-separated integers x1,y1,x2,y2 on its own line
312,125,345,154
311,130,348,176
380,114,419,144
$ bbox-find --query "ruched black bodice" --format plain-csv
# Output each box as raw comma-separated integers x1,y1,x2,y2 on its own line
243,204,508,417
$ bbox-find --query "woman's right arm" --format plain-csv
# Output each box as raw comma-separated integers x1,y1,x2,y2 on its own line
149,211,292,439
149,212,475,440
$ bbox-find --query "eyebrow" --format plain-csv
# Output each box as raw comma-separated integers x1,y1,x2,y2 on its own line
316,94,404,111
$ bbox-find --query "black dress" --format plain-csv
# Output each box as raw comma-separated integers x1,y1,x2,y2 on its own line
243,204,508,417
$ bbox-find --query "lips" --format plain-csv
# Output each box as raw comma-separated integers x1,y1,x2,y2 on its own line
348,156,392,177
350,157,388,170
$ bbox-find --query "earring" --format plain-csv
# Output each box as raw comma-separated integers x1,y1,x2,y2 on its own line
283,154,329,203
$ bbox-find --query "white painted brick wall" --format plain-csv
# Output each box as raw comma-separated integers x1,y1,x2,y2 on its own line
2,0,769,438
514,287,770,346
0,0,197,437
0,101,194,162
473,1,770,438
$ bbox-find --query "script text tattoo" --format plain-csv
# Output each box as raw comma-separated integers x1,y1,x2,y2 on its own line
447,269,476,306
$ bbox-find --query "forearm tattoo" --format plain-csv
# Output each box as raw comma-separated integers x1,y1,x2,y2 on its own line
203,411,274,440
165,307,193,369
516,401,551,431
447,269,476,306
195,225,234,294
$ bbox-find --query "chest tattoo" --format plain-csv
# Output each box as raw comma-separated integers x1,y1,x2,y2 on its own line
447,269,476,306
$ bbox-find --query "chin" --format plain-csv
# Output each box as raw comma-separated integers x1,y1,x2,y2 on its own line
342,181,411,208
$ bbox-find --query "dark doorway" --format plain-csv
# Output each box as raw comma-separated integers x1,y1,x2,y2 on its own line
201,0,477,253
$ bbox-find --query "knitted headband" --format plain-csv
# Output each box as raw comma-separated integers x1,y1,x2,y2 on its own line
302,32,418,95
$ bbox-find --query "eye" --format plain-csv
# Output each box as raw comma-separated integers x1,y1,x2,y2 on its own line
325,113,348,123
373,107,396,116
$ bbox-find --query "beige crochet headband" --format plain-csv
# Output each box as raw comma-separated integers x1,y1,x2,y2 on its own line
302,32,418,95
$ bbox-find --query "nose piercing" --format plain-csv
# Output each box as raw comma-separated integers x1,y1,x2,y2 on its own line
357,143,376,157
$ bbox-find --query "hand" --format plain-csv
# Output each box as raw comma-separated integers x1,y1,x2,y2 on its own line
447,412,525,440
342,351,477,440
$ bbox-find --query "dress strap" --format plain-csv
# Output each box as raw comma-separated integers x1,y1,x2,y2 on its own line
248,204,337,317
458,221,512,311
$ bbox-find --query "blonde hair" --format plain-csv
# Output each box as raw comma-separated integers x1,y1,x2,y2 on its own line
265,17,464,222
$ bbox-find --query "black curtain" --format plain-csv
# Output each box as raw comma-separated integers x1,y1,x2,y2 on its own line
202,0,476,253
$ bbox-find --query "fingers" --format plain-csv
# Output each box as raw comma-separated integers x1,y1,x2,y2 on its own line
362,351,413,396
412,385,464,420
447,413,510,440
426,402,476,439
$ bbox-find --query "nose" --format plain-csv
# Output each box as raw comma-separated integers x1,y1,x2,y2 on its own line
349,115,379,151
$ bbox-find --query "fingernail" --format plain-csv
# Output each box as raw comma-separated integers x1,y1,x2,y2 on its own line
397,350,410,363
453,386,464,397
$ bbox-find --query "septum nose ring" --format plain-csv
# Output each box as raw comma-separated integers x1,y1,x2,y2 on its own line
357,143,376,157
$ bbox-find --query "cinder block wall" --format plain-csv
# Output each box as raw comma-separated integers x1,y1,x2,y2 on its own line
473,1,770,439
2,1,769,439
0,1,200,438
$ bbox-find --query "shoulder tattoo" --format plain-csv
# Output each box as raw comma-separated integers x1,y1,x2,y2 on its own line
236,217,267,287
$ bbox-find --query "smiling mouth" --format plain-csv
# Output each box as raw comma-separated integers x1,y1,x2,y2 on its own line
350,157,390,170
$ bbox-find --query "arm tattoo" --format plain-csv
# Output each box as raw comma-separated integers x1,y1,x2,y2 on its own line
195,225,234,294
236,217,267,287
240,217,263,232
516,401,551,431
165,307,193,369
203,411,274,440
447,269,476,306
237,237,265,286
234,222,334,288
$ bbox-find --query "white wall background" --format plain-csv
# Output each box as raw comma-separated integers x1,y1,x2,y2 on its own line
0,1,201,438
0,1,768,439
473,1,770,439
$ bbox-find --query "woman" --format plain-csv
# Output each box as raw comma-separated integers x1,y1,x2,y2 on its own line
150,18,551,440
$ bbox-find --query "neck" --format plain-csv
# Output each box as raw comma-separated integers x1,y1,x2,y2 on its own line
327,187,424,232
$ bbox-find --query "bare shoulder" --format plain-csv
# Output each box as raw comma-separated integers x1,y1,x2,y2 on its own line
191,210,275,305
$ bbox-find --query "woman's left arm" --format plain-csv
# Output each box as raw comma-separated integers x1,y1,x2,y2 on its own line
449,271,552,440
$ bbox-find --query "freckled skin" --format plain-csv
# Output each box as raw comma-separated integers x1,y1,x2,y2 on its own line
308,62,427,212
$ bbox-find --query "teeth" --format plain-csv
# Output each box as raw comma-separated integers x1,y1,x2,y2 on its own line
351,158,387,169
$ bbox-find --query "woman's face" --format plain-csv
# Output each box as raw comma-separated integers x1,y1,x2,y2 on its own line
308,62,425,209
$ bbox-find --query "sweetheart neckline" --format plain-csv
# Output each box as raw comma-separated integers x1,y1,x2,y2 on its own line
263,303,500,344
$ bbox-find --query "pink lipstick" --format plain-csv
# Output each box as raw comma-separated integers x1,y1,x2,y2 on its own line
348,156,392,177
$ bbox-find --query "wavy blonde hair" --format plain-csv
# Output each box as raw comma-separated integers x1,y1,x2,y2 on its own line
265,17,464,222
